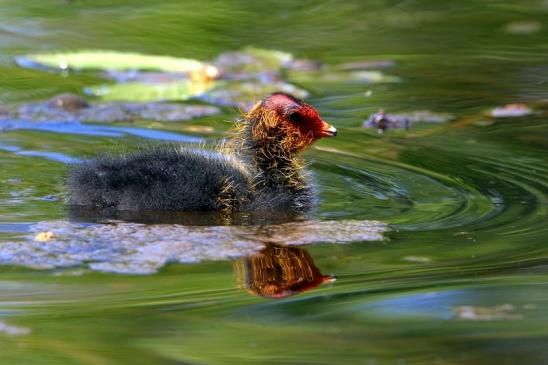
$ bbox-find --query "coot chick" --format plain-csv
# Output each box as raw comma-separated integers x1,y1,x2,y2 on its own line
67,93,337,213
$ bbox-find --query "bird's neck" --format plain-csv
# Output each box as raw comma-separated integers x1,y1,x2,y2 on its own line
249,141,306,191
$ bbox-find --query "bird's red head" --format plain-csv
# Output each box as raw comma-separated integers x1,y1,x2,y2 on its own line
247,93,337,152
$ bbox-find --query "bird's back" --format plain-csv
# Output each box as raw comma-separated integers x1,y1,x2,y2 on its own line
67,147,253,212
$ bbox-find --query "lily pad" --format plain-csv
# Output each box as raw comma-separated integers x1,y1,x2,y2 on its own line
16,50,217,74
85,80,214,102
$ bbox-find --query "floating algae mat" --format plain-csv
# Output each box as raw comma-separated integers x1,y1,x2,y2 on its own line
15,48,390,105
1,94,221,123
0,220,386,274
15,47,293,77
86,79,308,105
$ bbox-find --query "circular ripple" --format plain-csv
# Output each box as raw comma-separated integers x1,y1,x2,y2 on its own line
313,141,547,236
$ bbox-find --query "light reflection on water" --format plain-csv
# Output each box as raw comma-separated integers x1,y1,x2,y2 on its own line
1,120,204,142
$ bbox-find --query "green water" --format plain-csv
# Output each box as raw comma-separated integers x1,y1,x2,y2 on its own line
1,1,548,364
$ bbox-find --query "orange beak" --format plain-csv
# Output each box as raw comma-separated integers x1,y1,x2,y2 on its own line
317,120,337,138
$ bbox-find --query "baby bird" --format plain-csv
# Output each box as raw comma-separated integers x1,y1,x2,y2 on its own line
67,93,337,214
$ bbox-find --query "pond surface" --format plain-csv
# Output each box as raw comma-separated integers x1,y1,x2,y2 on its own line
1,1,548,364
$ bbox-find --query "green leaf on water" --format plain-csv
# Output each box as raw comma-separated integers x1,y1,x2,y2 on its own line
86,81,215,102
17,50,212,73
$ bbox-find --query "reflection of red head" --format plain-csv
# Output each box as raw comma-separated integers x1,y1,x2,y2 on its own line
235,244,335,299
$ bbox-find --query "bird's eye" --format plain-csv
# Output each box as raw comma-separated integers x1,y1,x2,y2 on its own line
288,112,302,123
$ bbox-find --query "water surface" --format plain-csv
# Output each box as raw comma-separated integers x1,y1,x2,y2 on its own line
1,1,548,364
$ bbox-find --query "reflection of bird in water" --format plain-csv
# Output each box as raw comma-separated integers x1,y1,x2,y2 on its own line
234,243,335,298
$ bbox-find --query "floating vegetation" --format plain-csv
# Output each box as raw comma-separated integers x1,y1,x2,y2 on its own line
85,80,214,102
34,231,55,242
364,110,454,132
453,304,523,321
504,21,542,35
0,220,386,274
490,103,533,118
38,195,60,202
0,321,31,336
87,79,308,107
14,48,398,110
0,93,220,123
213,47,294,74
100,70,199,83
15,50,218,75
